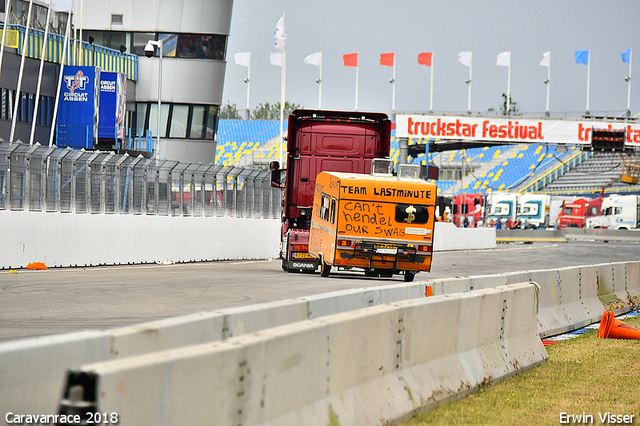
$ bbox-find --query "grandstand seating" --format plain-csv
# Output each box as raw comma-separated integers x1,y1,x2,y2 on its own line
540,151,640,194
454,144,576,195
215,120,287,166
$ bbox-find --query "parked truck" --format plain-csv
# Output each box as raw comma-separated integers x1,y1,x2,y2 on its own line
600,195,640,230
487,192,520,225
309,160,436,282
488,192,564,229
271,109,391,272
557,197,603,229
452,193,483,227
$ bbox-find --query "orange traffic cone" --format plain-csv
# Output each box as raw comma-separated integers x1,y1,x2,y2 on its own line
597,311,640,340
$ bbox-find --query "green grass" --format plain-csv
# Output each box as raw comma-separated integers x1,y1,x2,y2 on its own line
403,315,640,426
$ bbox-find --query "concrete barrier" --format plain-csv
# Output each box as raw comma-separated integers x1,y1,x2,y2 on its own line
496,229,566,243
433,222,496,251
0,211,281,269
626,261,640,304
57,283,546,426
596,262,631,313
0,331,111,421
302,283,426,319
0,285,430,423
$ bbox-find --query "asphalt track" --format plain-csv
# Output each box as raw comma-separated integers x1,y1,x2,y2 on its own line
1,240,639,342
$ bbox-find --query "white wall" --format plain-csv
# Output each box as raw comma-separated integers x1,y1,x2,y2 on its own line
0,211,280,269
0,212,495,269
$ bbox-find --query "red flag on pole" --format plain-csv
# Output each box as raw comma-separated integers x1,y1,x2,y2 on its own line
343,53,358,67
380,52,394,66
418,52,433,67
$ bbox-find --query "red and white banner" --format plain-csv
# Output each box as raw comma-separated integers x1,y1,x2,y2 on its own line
396,114,640,146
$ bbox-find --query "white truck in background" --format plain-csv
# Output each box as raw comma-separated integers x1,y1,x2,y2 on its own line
600,195,640,230
487,192,520,225
487,192,565,229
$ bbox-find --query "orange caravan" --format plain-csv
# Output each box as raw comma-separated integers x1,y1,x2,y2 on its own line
309,159,437,282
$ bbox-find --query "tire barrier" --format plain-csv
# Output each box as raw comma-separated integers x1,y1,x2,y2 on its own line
56,283,546,426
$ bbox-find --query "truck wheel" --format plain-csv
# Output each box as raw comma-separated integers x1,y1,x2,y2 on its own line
321,261,331,277
404,272,416,282
281,259,288,271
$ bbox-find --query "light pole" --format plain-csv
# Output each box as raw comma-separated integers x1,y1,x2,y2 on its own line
145,40,163,160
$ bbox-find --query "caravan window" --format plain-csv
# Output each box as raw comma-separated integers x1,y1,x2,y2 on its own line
395,204,429,224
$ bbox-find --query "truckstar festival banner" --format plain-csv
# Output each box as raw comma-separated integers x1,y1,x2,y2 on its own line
396,114,640,146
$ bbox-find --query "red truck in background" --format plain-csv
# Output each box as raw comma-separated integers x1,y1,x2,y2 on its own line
452,193,483,227
271,109,391,272
556,196,603,229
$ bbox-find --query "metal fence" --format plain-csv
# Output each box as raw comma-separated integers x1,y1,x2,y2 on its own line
0,141,282,219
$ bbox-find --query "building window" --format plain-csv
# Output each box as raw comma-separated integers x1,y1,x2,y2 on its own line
190,105,207,139
136,102,219,140
169,104,189,138
131,32,156,56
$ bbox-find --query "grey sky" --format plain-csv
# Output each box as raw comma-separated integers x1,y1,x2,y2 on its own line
223,1,639,118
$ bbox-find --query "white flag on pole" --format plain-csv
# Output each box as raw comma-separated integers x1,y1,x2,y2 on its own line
234,52,251,67
270,52,282,67
46,0,73,12
496,51,511,67
274,16,286,51
304,51,322,67
458,51,472,67
539,51,551,68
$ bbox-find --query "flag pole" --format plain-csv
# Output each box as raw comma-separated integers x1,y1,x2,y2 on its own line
429,54,434,113
355,51,359,111
49,7,73,147
391,51,396,112
9,0,34,143
0,0,11,81
586,50,591,116
506,51,511,115
30,4,52,145
545,52,551,117
245,52,251,119
318,51,322,109
279,15,286,168
626,48,632,117
467,52,472,114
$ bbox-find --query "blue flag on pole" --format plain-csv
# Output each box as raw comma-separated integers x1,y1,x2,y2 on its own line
575,50,589,65
622,49,631,64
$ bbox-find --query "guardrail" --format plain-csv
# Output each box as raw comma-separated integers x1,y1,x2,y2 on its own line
0,141,281,219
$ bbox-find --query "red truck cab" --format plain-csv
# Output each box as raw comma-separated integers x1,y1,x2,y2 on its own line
271,110,391,272
557,197,603,229
452,193,483,227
